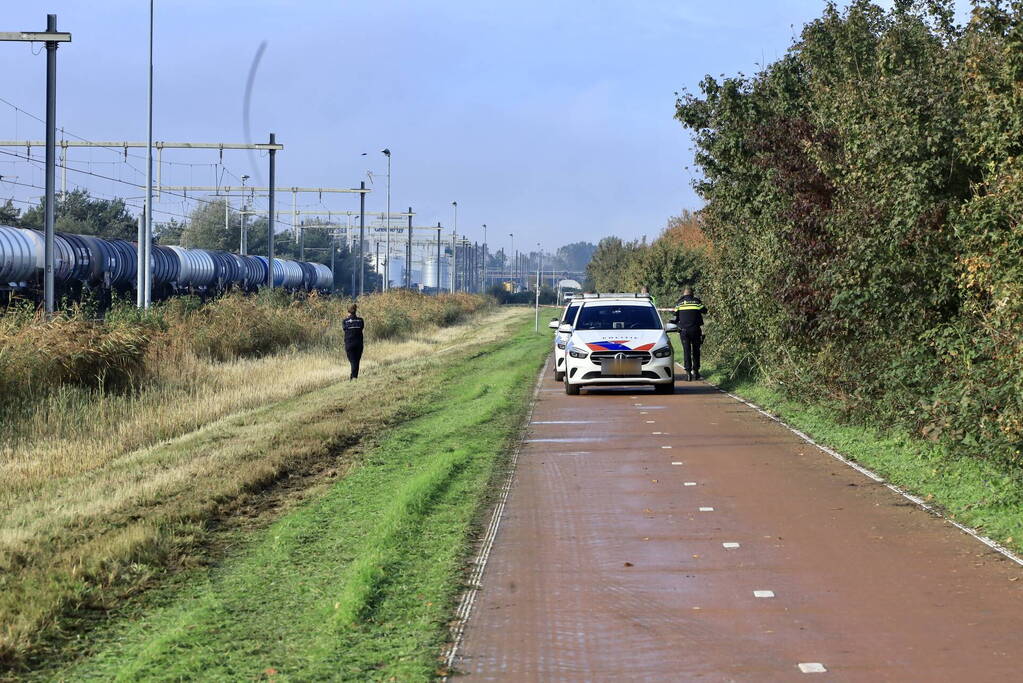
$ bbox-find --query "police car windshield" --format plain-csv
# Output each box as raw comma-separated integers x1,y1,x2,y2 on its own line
575,304,662,331
561,303,581,324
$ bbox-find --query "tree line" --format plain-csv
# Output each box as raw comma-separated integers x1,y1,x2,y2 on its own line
665,0,1022,464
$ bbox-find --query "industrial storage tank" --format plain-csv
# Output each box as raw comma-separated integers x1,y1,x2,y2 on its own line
20,229,74,284
57,232,94,283
280,259,304,289
106,240,137,289
251,256,301,288
208,250,245,287
422,256,451,289
167,246,215,288
388,257,405,287
0,226,36,284
311,263,333,290
297,261,317,290
78,235,118,286
239,255,264,288
151,244,180,287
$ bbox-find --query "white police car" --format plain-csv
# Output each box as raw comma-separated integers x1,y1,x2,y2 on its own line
558,293,677,395
547,299,583,382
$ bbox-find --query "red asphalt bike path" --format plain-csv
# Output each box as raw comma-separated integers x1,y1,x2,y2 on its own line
451,361,1023,681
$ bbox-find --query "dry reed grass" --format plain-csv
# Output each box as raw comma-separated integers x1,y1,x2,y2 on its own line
0,291,505,670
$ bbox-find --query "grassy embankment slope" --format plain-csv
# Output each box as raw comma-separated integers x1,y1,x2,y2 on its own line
27,309,549,680
1,291,491,671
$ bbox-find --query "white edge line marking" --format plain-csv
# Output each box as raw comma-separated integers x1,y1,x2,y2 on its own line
443,355,550,674
671,461,683,465
753,590,775,598
798,663,827,673
661,445,673,449
684,482,697,486
699,506,714,512
723,542,740,549
684,363,1023,568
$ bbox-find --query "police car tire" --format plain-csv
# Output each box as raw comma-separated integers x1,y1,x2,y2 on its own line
565,380,581,395
654,382,675,394
554,370,565,382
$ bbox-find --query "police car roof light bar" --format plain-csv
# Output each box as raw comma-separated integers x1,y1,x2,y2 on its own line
581,293,651,299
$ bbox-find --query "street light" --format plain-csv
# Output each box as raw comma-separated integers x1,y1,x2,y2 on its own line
451,201,458,293
381,148,391,291
240,174,249,254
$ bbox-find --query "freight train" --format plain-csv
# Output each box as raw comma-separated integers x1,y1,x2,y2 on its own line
0,225,333,304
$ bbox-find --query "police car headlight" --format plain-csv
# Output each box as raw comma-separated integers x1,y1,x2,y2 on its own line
568,348,589,359
652,345,673,358
556,341,567,350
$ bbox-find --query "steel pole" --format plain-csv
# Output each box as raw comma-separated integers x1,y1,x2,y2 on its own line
380,150,386,290
358,180,365,296
375,240,380,291
240,200,246,254
450,229,456,293
43,14,59,314
267,132,276,288
136,209,144,306
436,223,441,291
535,244,541,332
144,3,153,308
330,229,336,292
406,207,412,289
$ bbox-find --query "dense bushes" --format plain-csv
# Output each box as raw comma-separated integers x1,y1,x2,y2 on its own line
669,1,1023,463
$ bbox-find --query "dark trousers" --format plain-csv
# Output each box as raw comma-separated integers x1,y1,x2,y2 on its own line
345,345,363,379
679,327,702,373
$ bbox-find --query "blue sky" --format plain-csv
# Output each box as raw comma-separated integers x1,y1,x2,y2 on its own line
1,1,969,254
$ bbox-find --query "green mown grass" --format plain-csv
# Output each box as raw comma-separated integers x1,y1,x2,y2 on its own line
701,363,1023,557
42,315,550,681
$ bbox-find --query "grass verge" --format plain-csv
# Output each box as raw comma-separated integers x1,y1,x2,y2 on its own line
39,313,550,681
0,303,499,673
702,363,1023,556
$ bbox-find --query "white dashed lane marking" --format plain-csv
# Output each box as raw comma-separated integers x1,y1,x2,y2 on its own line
699,507,714,512
722,542,740,549
661,446,673,449
645,420,655,424
753,590,775,598
684,482,697,486
798,663,827,673
671,461,683,466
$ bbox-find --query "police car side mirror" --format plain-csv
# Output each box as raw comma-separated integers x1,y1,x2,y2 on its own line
547,320,560,329
558,323,574,333
664,322,679,332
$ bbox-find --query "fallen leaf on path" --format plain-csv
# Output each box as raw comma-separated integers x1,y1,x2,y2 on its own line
624,562,634,567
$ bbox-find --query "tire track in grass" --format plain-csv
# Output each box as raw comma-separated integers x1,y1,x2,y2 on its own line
330,448,470,627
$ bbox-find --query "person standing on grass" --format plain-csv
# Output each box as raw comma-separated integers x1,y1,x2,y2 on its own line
673,286,708,381
343,303,365,379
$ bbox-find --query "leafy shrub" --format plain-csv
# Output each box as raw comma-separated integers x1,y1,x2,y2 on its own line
668,0,1023,463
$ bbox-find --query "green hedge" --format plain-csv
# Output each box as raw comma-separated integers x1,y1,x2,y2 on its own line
669,1,1022,464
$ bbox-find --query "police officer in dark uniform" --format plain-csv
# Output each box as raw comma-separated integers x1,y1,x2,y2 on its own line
342,303,365,379
673,286,708,381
